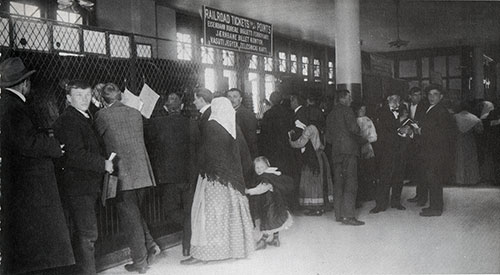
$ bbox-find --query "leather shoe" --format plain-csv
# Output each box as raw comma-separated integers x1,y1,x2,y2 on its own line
369,207,385,214
341,217,365,226
267,234,280,247
407,196,419,203
256,238,267,250
419,209,442,217
180,257,206,265
124,263,148,274
147,244,160,265
391,204,406,210
182,247,190,257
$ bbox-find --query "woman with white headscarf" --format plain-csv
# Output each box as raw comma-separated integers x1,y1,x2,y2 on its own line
181,97,254,265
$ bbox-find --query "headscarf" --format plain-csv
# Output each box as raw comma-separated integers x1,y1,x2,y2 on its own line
209,97,236,139
480,101,494,119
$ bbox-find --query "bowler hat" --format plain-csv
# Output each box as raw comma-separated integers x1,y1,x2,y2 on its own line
0,57,36,88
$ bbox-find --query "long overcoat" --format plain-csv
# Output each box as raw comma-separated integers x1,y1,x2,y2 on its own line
0,90,74,274
95,101,155,191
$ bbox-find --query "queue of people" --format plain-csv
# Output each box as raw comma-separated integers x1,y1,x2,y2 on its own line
1,56,499,274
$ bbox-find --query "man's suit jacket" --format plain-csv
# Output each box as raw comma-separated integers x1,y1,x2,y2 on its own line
145,113,191,184
53,106,105,196
0,90,74,274
235,105,258,159
326,103,363,159
418,102,456,166
95,101,155,191
374,106,407,181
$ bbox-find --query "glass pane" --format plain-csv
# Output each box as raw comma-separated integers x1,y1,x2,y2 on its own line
264,57,273,71
328,61,334,79
109,34,130,58
249,55,258,69
422,57,430,78
448,55,461,77
291,54,297,61
291,61,297,73
204,68,216,92
433,56,447,76
248,72,260,113
10,2,24,15
25,4,40,17
399,59,417,78
223,70,237,90
264,74,275,100
313,59,320,77
302,57,309,75
222,50,235,66
53,25,80,52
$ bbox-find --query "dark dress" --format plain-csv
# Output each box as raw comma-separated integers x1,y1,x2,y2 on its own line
253,172,294,232
0,90,74,274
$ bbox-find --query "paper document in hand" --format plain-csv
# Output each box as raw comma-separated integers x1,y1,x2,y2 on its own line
121,88,144,111
139,83,160,119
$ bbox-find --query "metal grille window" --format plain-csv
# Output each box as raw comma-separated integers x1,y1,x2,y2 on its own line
290,54,297,73
13,19,50,51
222,50,235,66
109,34,130,58
83,29,106,55
53,25,80,52
249,54,258,69
1,18,9,46
264,57,273,72
278,51,286,72
10,2,41,18
176,33,192,60
136,44,152,58
313,58,321,78
302,56,309,76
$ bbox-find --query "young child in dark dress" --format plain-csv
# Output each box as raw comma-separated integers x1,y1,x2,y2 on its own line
245,156,294,250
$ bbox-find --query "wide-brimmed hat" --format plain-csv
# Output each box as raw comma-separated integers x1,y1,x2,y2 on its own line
0,57,36,88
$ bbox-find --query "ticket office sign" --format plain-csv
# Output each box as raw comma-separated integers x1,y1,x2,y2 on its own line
202,6,273,56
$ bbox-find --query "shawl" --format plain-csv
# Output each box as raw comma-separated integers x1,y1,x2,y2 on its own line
199,120,248,195
209,97,236,139
455,111,481,133
357,116,378,143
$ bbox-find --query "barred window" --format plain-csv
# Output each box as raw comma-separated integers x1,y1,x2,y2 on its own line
222,50,235,66
290,54,297,73
57,10,82,24
176,33,192,61
302,56,309,76
313,59,321,78
278,52,287,72
10,2,41,18
264,57,273,72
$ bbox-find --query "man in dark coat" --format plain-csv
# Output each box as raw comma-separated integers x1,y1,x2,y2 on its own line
325,89,365,226
371,94,407,214
95,83,159,273
415,84,456,216
0,57,74,274
53,80,114,275
226,88,259,159
406,87,429,205
258,91,295,179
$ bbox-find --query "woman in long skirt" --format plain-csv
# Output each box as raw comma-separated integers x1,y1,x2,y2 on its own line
181,97,254,264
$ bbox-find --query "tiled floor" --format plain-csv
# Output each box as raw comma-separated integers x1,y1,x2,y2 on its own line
100,186,500,275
